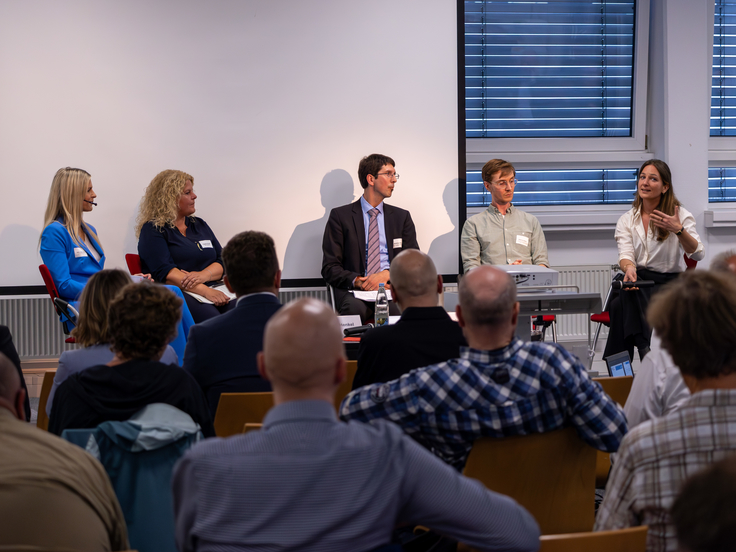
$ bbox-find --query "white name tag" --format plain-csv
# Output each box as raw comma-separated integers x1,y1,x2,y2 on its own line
516,235,529,247
74,247,88,258
338,315,363,332
393,238,402,248
199,240,213,249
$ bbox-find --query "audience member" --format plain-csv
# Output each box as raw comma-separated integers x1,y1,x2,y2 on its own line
47,269,178,416
341,266,627,470
322,153,419,322
172,298,540,552
671,456,736,552
461,159,548,271
0,352,128,550
183,231,282,418
49,282,214,437
595,270,736,552
624,249,736,428
0,325,30,421
352,249,466,389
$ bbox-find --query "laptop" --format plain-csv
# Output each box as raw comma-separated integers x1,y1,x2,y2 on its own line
605,351,634,378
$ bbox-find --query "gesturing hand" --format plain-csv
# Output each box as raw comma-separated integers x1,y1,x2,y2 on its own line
651,206,683,235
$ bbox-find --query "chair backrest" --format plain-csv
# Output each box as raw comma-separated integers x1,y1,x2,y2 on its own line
213,392,274,437
36,371,56,431
463,427,596,535
538,526,648,552
242,422,263,433
38,265,61,313
334,360,358,412
684,252,697,270
593,376,633,408
125,254,142,275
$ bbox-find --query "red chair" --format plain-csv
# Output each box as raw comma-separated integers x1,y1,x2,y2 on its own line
125,253,142,275
533,315,557,342
590,254,697,352
38,264,77,343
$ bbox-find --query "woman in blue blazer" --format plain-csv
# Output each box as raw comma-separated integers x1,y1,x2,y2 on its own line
40,167,105,300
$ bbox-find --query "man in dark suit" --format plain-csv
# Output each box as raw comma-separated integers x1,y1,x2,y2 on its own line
322,153,419,322
183,231,282,418
352,250,466,389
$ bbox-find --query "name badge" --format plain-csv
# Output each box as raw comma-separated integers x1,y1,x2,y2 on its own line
393,238,402,248
516,235,529,247
199,240,213,249
74,247,88,258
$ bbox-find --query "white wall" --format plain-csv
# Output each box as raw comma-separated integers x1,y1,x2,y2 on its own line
0,0,459,287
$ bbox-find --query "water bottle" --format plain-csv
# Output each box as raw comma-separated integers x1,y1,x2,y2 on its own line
375,283,389,327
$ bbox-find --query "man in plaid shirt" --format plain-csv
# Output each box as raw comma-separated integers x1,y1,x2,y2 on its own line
595,270,736,552
340,265,627,470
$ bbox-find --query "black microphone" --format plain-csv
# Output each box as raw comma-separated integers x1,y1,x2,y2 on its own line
84,199,98,206
612,280,655,290
344,324,374,337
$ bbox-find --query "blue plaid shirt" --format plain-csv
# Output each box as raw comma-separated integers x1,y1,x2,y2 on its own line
340,338,628,470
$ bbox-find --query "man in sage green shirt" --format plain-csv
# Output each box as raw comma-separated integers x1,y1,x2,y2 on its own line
461,159,549,272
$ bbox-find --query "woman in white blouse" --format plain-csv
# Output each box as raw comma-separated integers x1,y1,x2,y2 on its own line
603,159,704,361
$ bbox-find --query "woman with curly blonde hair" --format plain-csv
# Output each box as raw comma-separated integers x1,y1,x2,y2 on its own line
136,169,233,322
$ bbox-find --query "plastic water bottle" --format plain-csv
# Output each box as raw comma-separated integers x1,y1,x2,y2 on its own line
375,283,389,327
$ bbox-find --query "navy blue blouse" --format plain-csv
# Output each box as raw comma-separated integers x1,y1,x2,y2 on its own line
138,217,224,284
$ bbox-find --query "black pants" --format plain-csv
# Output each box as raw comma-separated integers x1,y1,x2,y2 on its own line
333,288,400,324
184,292,236,324
603,268,679,361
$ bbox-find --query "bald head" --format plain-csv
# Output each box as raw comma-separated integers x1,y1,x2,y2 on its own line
260,298,346,400
390,250,441,309
0,352,24,420
711,250,736,275
459,266,517,327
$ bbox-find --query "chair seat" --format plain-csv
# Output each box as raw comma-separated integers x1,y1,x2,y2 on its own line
590,312,610,325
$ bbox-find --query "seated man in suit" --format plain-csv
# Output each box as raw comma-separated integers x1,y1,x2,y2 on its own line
0,352,128,551
596,270,736,552
460,159,549,272
352,249,466,389
172,298,540,552
322,153,419,323
341,266,626,470
183,231,282,418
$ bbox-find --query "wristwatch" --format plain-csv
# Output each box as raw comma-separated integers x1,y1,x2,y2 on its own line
676,226,684,236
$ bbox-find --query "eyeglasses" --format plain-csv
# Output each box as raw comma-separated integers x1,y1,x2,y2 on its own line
376,172,400,180
492,178,517,188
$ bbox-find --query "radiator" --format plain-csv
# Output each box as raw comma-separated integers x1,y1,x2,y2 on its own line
551,265,616,343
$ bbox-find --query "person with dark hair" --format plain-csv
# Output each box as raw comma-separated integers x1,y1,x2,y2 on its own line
172,298,541,552
352,249,466,389
0,325,30,421
341,266,626,470
49,283,214,437
603,159,704,361
183,231,282,417
322,153,419,323
461,159,549,271
671,456,736,552
46,269,178,416
596,270,736,552
0,352,128,551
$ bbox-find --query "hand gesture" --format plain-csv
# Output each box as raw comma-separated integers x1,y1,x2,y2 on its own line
651,206,683,235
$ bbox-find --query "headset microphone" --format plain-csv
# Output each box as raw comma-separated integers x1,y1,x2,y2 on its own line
84,199,98,206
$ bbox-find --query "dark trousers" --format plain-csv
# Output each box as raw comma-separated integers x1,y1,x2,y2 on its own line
603,268,679,360
333,288,400,324
184,293,235,324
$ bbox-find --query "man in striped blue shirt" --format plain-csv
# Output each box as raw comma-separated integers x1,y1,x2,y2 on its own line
172,298,540,552
340,266,627,470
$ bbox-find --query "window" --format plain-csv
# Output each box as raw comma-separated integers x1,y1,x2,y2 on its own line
460,0,649,213
708,166,736,202
712,0,736,137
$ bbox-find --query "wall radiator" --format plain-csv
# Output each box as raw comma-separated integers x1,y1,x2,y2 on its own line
0,267,614,359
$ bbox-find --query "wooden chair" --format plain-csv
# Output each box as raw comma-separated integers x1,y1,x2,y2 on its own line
538,526,648,552
213,392,274,437
592,376,634,486
463,427,596,535
36,371,56,431
334,360,358,412
242,422,263,433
